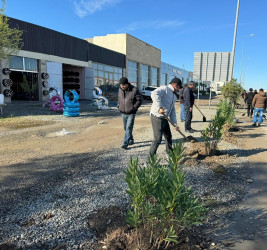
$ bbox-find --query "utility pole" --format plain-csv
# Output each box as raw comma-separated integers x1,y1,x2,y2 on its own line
230,0,240,80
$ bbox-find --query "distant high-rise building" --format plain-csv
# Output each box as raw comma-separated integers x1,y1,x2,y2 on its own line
193,52,232,82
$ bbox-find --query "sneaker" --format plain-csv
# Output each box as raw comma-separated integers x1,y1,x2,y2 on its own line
258,124,261,127
252,123,256,127
121,144,128,149
128,140,134,145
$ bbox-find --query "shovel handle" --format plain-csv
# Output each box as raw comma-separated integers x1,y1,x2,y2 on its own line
194,104,206,118
162,113,189,141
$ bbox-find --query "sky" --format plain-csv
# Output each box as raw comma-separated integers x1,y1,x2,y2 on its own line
4,0,267,90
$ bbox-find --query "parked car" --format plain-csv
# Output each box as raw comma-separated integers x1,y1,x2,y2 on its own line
141,86,158,99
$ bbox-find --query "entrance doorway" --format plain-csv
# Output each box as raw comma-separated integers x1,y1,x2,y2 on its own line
10,71,39,101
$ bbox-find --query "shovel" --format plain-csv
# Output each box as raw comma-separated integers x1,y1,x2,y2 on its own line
162,113,190,142
194,104,207,122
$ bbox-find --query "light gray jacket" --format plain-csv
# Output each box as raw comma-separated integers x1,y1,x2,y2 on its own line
150,84,177,125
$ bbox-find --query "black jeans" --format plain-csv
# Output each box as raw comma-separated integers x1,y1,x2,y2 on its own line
149,116,172,156
184,105,193,130
247,104,254,117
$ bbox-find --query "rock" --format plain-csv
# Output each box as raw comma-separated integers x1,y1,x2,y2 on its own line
246,179,253,183
210,163,227,174
223,240,234,247
43,213,52,220
185,236,189,243
98,121,105,124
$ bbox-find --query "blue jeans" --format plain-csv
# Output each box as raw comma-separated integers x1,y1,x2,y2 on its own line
253,108,265,125
180,104,185,121
122,114,135,145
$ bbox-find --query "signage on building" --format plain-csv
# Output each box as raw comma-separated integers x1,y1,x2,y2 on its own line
172,69,182,75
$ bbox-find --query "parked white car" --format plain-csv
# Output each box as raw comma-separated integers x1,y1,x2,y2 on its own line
141,86,158,99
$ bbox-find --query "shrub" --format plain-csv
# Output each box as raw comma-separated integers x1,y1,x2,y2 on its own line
124,141,206,249
217,99,235,127
201,98,236,155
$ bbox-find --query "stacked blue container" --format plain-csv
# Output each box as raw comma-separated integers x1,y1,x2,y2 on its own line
63,90,80,117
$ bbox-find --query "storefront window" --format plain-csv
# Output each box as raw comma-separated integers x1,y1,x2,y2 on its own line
104,65,113,72
128,61,138,86
141,64,149,88
151,67,158,87
161,73,167,86
92,62,124,95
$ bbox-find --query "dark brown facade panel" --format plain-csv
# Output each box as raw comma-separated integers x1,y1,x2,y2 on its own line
7,17,125,68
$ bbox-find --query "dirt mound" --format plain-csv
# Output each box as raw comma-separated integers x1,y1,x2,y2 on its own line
90,207,211,250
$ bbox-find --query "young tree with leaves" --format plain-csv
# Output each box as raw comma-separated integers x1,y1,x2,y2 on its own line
221,78,243,107
0,0,23,60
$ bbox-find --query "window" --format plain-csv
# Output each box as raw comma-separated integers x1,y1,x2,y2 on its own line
128,61,138,86
151,67,158,87
141,64,149,88
9,56,38,72
161,73,168,85
9,56,24,70
104,65,113,72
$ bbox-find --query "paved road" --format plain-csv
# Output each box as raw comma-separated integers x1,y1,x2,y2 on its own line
231,118,267,250
214,117,267,250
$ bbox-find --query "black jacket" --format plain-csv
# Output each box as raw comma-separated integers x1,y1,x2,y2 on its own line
179,88,185,104
183,86,195,108
246,91,255,105
117,84,142,114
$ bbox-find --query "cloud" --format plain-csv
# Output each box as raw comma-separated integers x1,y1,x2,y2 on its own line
73,0,120,17
117,20,185,33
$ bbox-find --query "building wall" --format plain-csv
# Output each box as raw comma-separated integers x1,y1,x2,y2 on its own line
161,62,191,86
0,59,11,103
126,35,161,68
86,34,161,89
194,52,232,83
85,34,127,55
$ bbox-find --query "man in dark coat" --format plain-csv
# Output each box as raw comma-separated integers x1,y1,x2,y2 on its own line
183,81,195,133
245,88,255,117
117,77,142,149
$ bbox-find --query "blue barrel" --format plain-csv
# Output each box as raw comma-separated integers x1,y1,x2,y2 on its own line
63,90,80,117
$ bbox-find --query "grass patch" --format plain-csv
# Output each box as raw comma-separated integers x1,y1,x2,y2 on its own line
0,117,55,129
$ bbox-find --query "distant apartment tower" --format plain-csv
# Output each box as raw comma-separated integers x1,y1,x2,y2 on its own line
193,52,232,82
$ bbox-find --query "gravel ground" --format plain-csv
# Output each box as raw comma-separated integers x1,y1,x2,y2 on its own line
0,100,251,249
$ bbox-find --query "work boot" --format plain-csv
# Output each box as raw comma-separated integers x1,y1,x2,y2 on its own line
258,123,261,127
121,144,128,149
252,123,256,127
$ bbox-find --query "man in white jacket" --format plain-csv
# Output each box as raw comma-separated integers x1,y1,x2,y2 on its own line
149,78,182,156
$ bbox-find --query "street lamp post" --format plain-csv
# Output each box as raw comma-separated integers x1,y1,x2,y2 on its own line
230,0,240,80
240,34,254,85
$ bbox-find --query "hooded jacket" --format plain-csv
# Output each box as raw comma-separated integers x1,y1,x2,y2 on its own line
117,84,142,114
252,91,267,110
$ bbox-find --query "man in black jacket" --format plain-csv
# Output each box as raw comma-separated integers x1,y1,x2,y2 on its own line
245,88,255,117
117,77,142,149
183,81,195,133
